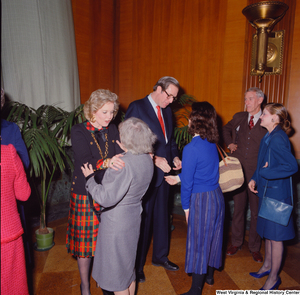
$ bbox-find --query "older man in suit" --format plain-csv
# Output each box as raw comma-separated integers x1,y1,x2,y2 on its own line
125,76,182,282
223,87,267,263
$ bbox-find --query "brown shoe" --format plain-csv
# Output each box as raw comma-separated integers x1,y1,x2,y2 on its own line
251,251,263,263
226,245,241,256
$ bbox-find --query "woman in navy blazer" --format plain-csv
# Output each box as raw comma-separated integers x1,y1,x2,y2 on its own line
66,89,124,295
248,103,298,290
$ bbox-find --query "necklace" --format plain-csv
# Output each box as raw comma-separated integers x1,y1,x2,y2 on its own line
91,132,109,159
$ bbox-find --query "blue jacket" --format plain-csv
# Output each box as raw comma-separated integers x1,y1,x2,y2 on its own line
180,136,219,210
252,125,298,241
1,119,30,169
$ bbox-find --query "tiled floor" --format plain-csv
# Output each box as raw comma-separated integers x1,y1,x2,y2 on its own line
29,214,300,294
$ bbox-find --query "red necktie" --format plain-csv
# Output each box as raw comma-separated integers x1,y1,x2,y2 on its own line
249,115,254,130
156,106,165,136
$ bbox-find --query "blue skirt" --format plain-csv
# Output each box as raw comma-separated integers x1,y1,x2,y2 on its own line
185,186,225,274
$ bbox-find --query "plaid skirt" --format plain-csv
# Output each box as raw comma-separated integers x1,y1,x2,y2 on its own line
185,187,225,274
66,193,100,257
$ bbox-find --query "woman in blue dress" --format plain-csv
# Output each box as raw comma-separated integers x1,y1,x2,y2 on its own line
248,103,298,290
166,102,224,295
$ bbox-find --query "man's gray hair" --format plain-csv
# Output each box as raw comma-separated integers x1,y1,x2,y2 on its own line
153,76,180,92
119,117,157,155
245,87,264,99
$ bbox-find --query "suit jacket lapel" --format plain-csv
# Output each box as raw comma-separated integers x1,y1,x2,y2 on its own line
257,136,268,169
253,117,262,130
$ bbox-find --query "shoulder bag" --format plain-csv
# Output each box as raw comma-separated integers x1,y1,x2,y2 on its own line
216,145,244,193
258,177,293,226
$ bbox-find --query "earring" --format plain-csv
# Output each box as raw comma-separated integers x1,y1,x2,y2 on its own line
91,115,96,123
271,118,274,122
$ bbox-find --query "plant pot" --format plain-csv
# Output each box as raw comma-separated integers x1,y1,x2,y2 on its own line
34,228,55,251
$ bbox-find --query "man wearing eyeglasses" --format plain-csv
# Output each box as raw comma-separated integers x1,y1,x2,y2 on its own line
125,76,182,283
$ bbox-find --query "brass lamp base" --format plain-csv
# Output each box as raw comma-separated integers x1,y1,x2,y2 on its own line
242,1,289,82
251,30,285,77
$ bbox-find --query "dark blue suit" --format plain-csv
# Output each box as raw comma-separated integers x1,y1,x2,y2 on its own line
1,119,30,168
125,96,179,270
252,125,298,241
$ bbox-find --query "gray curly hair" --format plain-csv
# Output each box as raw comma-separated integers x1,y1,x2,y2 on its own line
119,117,157,155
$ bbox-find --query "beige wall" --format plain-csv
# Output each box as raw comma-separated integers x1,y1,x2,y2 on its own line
72,0,300,158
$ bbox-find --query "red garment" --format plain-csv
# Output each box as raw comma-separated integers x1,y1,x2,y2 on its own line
1,236,28,295
1,144,31,295
66,193,100,257
156,105,166,136
249,115,254,130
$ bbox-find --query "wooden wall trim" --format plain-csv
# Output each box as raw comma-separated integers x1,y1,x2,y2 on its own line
219,0,248,125
287,1,300,158
72,0,115,104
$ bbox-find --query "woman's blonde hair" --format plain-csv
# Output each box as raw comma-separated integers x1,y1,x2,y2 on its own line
83,89,119,121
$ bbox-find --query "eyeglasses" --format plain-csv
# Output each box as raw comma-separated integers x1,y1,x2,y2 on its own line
164,90,177,101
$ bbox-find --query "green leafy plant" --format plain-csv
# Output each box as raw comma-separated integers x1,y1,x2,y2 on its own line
173,94,197,152
4,102,84,234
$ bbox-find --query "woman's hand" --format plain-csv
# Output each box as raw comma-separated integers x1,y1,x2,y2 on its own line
248,179,258,194
263,161,268,168
109,154,125,171
81,163,94,178
184,210,189,224
173,156,182,170
164,175,180,185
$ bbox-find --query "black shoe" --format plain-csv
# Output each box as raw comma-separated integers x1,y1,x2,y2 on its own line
180,287,202,295
102,290,114,295
152,260,179,271
205,277,214,285
137,271,145,283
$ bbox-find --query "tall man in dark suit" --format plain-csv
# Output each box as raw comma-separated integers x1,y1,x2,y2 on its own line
223,87,267,263
125,76,182,282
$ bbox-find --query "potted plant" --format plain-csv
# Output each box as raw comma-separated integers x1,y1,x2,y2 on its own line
172,94,196,152
4,102,84,250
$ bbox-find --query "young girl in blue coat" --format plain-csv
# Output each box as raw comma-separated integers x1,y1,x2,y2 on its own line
248,103,298,290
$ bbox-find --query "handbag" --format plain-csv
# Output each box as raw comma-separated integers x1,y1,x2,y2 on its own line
258,177,293,226
216,145,244,193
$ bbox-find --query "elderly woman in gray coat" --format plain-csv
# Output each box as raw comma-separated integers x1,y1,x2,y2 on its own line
81,117,156,295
